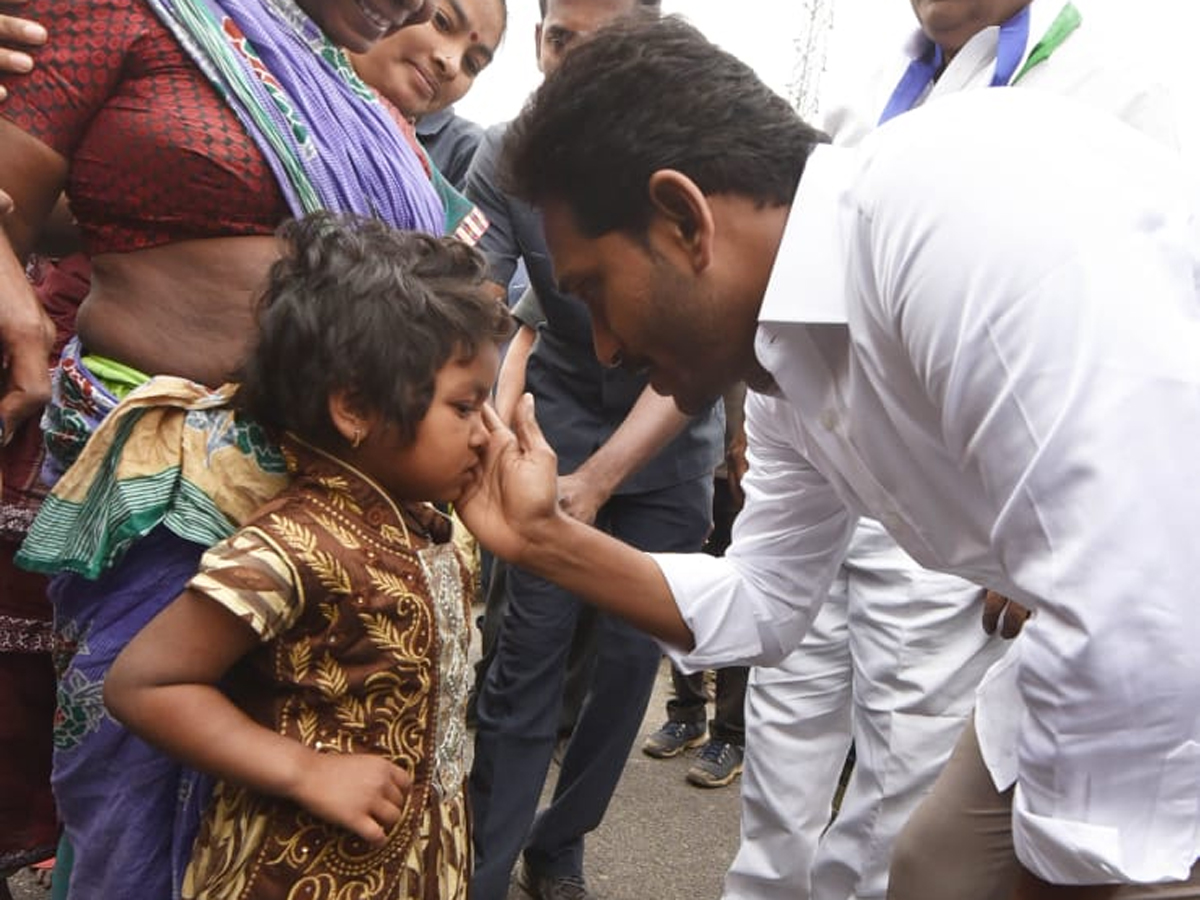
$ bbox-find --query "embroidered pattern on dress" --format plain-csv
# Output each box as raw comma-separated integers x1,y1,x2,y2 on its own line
418,543,470,800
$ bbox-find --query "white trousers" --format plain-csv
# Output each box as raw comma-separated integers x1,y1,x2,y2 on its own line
723,518,1009,900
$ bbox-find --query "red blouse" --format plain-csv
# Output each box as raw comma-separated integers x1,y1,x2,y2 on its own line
0,0,289,254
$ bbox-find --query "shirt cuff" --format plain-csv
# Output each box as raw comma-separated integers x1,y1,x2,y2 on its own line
649,551,797,674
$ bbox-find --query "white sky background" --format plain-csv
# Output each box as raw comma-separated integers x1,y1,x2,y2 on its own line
456,0,1200,153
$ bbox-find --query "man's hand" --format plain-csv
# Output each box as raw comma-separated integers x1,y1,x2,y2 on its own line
457,395,562,563
556,471,608,526
0,277,55,448
725,422,748,509
288,751,412,846
0,2,47,100
982,590,1031,639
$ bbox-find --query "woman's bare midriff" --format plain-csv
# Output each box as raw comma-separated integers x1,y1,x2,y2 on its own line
75,235,284,388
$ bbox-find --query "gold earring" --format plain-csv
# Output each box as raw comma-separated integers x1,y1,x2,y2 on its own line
352,428,363,449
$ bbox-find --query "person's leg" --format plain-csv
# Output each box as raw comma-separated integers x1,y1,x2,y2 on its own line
557,602,599,741
523,477,713,882
49,528,206,900
468,569,582,900
886,715,1020,900
722,569,853,900
467,556,509,726
814,520,1006,900
890,715,1200,900
643,664,709,758
689,476,746,773
709,665,748,746
0,546,58,879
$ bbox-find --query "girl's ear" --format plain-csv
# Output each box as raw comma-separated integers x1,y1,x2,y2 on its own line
328,389,375,448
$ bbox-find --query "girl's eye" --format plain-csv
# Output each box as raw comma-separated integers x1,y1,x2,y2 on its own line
433,8,451,31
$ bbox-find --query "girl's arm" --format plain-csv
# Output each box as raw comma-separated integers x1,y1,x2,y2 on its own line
104,589,412,845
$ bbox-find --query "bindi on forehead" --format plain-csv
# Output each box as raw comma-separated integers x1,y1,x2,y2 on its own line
470,29,479,41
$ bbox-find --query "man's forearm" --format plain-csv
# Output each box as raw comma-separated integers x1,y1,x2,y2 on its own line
519,512,694,649
574,386,691,497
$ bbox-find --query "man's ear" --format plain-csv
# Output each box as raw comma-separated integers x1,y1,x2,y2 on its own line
534,22,544,73
647,169,714,273
328,388,376,448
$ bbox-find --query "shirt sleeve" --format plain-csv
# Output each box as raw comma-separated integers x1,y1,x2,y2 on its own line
652,389,855,673
511,283,546,329
868,120,1200,881
186,529,303,643
463,124,520,287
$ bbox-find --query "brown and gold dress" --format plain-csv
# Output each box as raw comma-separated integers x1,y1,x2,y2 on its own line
180,438,473,900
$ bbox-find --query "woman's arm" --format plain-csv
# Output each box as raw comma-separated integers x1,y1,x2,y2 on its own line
0,119,63,448
105,589,413,845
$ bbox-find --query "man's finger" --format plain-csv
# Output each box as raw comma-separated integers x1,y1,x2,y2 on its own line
999,600,1031,639
981,590,1007,634
512,392,552,455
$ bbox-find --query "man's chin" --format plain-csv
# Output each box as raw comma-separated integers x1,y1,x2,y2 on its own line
653,384,714,417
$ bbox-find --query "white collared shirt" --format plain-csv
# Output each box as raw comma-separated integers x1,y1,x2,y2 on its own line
652,89,1200,883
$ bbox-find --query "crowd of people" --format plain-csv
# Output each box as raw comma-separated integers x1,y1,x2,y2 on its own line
0,1,1197,900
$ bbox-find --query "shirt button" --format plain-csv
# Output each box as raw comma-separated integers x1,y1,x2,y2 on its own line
819,409,838,431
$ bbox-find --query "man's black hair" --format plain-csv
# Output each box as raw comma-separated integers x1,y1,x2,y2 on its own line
239,212,511,448
505,14,828,237
537,0,659,21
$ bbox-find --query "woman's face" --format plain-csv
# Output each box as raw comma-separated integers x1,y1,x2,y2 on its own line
300,0,435,54
350,0,505,119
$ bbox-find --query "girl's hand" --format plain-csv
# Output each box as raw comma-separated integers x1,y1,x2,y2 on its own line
290,751,413,845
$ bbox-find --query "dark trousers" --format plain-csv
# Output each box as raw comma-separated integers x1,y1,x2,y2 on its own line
666,473,748,745
666,665,748,745
472,558,597,737
469,476,713,900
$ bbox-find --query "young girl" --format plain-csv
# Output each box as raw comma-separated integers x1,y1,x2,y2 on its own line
103,211,511,899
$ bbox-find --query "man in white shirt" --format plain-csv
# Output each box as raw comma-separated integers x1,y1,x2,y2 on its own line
460,14,1200,900
725,2,1183,897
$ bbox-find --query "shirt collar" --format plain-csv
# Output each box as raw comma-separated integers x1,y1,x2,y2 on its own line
758,144,858,327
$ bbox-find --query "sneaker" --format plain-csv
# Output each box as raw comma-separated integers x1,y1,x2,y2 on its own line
516,860,598,900
641,720,706,759
686,739,744,788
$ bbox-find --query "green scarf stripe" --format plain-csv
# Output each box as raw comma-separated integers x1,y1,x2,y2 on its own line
164,0,323,212
19,473,236,578
1013,2,1082,84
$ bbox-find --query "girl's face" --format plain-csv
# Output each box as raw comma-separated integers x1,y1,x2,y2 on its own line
299,0,435,54
350,0,505,119
359,344,500,504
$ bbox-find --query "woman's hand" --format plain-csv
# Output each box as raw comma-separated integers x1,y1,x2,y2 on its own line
289,751,412,846
0,2,47,99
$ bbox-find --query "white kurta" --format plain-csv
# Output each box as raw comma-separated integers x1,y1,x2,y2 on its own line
655,88,1200,884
